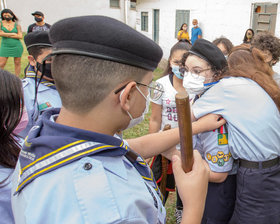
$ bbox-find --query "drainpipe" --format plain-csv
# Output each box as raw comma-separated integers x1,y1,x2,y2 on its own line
1,0,7,9
124,0,128,24
0,0,4,10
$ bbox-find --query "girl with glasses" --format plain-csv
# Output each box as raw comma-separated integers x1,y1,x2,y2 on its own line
186,39,280,224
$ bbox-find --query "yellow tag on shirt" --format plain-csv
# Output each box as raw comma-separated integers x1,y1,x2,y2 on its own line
218,133,228,145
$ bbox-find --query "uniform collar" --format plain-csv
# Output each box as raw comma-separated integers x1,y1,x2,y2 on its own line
26,65,56,89
40,108,123,147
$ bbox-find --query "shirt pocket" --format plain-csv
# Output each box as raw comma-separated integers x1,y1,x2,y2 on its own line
73,157,121,224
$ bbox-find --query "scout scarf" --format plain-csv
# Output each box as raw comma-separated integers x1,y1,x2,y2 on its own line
15,109,162,202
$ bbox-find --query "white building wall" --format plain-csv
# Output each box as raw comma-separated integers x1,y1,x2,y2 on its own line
6,0,137,31
136,0,280,59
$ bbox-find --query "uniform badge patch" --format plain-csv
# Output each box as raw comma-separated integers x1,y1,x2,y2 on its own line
218,133,228,145
206,151,232,167
38,102,52,111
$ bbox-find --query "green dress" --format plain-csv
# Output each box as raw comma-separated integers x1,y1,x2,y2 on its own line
0,21,23,57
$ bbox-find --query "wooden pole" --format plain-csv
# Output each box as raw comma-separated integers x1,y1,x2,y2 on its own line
175,92,194,172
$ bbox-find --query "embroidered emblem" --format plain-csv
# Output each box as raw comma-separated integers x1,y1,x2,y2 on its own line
206,153,212,160
38,102,52,111
207,151,232,167
218,133,228,145
217,151,224,159
211,155,218,163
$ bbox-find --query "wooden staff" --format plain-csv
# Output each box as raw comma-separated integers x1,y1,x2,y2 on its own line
159,124,171,197
175,92,194,172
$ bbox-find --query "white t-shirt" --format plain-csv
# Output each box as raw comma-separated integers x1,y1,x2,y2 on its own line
152,75,196,150
152,75,195,129
151,75,179,130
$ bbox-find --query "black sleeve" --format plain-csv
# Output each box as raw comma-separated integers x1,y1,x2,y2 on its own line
27,24,35,33
46,23,51,29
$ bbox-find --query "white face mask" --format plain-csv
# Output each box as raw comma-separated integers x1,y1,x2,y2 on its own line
120,85,150,129
183,71,205,95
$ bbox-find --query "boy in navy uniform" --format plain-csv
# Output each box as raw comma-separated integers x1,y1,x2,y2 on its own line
20,31,61,138
11,16,225,224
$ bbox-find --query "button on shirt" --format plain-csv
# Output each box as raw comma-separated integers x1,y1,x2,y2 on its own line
192,77,280,161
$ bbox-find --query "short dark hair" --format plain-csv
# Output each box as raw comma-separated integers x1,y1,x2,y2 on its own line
0,69,22,170
27,46,52,60
52,54,149,113
252,32,280,64
212,37,234,55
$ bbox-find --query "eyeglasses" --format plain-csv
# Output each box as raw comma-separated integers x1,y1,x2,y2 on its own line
184,67,211,79
114,81,164,101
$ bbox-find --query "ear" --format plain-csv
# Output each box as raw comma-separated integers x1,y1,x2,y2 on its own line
119,81,137,112
28,55,36,67
263,50,273,63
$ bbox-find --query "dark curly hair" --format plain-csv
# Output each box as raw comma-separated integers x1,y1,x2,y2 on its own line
251,32,280,65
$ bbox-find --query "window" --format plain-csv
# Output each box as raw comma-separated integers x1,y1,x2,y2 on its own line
175,10,190,38
141,12,148,32
130,0,136,10
110,0,120,8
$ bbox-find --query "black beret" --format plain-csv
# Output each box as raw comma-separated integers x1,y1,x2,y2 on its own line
49,16,163,71
189,39,227,71
24,31,52,49
32,11,44,17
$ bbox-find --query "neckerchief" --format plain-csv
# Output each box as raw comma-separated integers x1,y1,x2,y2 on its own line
15,108,162,202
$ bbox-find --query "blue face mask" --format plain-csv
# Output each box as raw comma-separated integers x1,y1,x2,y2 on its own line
171,65,183,79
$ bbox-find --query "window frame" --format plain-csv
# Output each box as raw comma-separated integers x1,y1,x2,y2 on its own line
141,11,149,32
110,0,120,8
130,0,136,10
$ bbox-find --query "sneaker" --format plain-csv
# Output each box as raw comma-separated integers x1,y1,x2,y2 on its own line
175,208,183,224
